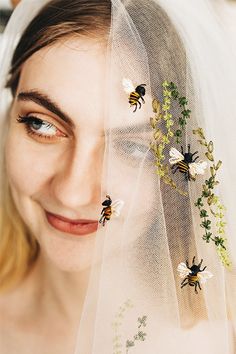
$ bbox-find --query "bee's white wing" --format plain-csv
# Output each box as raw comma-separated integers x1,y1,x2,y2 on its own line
177,262,191,278
111,200,124,217
169,147,184,165
189,161,208,177
122,78,135,94
198,270,213,284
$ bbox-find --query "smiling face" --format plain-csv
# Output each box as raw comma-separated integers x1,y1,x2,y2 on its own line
5,37,155,272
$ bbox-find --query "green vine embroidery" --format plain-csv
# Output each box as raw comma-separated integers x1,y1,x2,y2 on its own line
112,300,147,354
150,80,231,268
126,316,147,353
193,128,231,268
163,81,191,144
150,81,187,196
112,300,133,354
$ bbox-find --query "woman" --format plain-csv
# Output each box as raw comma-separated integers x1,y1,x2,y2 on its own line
0,0,235,353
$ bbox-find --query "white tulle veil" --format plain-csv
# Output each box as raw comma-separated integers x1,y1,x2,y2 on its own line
0,0,236,353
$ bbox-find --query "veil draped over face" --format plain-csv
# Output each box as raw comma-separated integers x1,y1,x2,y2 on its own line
0,1,236,353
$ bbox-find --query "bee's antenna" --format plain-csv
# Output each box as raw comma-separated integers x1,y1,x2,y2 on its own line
198,259,203,267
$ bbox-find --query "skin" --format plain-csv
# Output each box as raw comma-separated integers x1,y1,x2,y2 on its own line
11,0,21,7
0,37,154,353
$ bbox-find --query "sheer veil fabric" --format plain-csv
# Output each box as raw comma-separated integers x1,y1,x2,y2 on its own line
0,1,236,353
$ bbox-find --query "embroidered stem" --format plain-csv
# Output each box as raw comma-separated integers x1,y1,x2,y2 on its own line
150,81,231,268
150,82,187,196
193,128,231,268
112,300,133,354
164,81,191,144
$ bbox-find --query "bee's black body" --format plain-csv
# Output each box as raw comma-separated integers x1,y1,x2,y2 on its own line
172,144,199,180
129,84,146,112
181,257,207,294
99,195,112,226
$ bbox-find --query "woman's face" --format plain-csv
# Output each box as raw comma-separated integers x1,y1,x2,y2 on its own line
5,37,154,272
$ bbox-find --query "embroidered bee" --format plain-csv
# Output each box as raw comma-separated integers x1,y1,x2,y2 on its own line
177,257,213,294
99,195,124,226
122,78,146,112
169,144,207,181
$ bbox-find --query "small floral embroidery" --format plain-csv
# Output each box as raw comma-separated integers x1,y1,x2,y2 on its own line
193,128,231,268
112,300,147,354
126,316,147,353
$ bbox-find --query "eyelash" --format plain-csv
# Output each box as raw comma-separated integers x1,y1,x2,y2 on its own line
17,115,66,141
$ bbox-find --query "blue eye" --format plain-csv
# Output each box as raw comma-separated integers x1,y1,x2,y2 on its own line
31,119,50,131
17,115,67,140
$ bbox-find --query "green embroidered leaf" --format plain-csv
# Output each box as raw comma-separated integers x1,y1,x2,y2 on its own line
201,219,211,230
205,151,214,161
208,141,214,153
138,316,147,328
203,232,212,242
150,117,156,129
126,340,135,348
181,109,191,117
152,99,160,113
200,209,208,218
154,129,162,140
215,160,222,170
207,195,215,206
195,197,204,207
169,82,177,90
210,166,216,177
178,97,188,106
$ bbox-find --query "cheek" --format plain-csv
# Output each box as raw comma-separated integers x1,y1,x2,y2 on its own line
106,156,156,218
5,129,57,196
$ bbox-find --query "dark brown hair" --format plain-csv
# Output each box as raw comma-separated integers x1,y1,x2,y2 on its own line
7,0,111,94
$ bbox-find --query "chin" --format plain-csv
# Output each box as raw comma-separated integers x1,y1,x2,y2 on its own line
38,228,97,272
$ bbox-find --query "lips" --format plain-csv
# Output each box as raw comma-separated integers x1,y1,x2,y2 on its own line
45,211,99,236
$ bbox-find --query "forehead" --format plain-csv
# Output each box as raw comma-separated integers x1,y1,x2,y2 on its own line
17,37,152,130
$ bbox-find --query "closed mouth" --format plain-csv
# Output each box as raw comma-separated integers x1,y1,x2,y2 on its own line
45,210,99,236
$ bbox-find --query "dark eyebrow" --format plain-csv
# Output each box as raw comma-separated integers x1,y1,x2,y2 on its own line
17,90,75,129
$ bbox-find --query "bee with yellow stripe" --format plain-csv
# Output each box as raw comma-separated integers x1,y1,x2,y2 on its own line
169,144,207,181
99,195,124,226
177,257,213,294
122,78,146,112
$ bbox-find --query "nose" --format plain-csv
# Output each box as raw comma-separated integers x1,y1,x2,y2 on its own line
50,137,103,212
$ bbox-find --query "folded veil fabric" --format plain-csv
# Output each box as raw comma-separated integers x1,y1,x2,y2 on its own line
0,1,236,353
